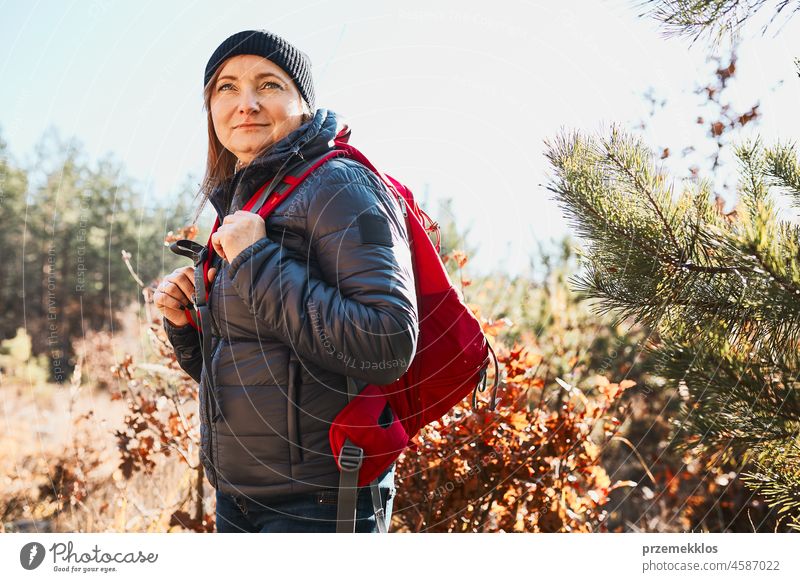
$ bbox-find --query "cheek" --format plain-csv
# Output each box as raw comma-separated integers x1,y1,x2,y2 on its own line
265,96,299,119
283,99,303,117
283,100,303,116
210,106,231,142
268,100,304,129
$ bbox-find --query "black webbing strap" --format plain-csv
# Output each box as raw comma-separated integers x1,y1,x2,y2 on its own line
194,255,216,422
371,474,388,534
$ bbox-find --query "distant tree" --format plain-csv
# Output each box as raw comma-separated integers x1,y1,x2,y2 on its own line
0,131,28,336
2,126,195,381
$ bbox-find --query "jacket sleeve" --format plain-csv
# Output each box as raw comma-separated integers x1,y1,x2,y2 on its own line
225,158,418,386
163,316,204,383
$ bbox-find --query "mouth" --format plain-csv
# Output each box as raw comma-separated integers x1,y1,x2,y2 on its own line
235,123,269,129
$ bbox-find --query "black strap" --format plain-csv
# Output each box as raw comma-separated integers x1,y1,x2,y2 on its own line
471,341,502,411
193,249,219,432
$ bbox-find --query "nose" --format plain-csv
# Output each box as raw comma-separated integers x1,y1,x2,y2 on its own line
238,86,261,115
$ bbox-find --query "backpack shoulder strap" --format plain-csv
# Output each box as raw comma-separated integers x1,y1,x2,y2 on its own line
250,149,348,219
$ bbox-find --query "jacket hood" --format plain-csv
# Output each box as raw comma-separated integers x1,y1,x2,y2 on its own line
209,108,346,219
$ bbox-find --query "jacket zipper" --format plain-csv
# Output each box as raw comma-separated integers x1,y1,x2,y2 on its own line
287,354,303,464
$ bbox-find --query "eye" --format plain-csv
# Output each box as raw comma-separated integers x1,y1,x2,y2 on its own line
217,81,282,92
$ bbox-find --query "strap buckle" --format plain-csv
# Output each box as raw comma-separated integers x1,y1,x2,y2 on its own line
339,442,364,472
169,239,205,263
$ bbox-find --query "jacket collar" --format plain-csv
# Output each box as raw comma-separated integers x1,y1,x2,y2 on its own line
209,108,345,221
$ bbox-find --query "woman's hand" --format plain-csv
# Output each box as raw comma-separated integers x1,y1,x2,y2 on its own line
154,266,196,327
211,210,266,263
155,266,218,327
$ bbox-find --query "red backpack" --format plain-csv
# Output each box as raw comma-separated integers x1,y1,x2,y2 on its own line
173,125,500,532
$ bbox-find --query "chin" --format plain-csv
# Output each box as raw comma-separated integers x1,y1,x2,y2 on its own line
234,138,274,155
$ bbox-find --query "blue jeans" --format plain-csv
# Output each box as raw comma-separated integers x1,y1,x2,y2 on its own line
215,465,396,533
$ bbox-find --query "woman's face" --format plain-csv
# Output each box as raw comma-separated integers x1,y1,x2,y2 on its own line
210,54,306,165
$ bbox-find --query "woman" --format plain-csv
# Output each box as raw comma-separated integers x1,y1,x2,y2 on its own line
153,30,418,533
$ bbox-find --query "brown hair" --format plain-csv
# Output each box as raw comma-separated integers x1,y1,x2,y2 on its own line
191,60,314,224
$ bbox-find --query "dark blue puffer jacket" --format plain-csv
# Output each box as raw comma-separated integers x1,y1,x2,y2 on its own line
163,108,418,500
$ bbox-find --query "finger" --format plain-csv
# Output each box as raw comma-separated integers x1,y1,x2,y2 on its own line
166,268,194,297
211,232,227,260
155,291,189,313
159,281,191,306
207,267,217,283
162,302,190,325
222,213,240,224
170,269,196,300
212,238,225,260
168,266,196,292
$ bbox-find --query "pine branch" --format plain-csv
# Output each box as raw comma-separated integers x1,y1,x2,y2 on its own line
740,442,800,531
545,126,800,525
604,131,687,257
765,142,800,210
642,0,800,43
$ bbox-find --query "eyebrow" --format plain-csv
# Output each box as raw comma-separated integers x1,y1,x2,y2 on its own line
216,72,285,83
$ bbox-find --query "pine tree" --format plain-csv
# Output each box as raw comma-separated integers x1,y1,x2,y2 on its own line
544,123,800,529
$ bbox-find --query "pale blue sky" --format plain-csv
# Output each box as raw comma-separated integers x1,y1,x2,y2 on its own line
2,0,799,277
